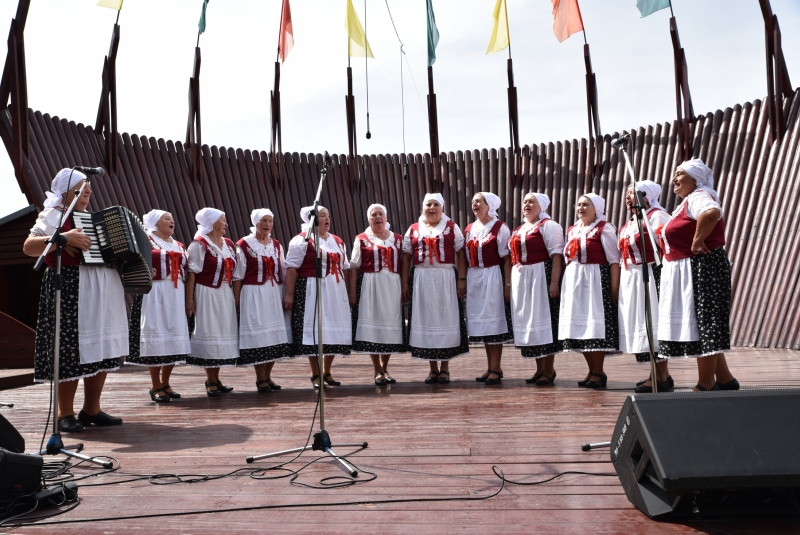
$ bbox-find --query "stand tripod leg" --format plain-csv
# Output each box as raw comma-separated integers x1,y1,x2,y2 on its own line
246,445,314,463
37,444,113,469
581,441,611,451
323,446,358,477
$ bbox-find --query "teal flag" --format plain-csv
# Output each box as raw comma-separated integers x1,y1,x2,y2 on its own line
198,0,210,34
426,0,439,67
637,0,670,18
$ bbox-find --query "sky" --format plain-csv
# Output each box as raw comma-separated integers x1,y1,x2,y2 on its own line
0,0,798,219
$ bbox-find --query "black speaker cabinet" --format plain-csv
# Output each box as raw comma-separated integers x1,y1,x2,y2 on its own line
0,448,43,499
0,413,25,453
610,389,800,519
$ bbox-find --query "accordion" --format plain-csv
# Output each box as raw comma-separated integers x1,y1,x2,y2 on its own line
70,206,153,294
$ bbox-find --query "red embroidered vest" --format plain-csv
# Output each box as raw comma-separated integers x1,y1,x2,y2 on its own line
296,233,346,281
565,221,608,265
193,236,237,288
509,219,551,266
356,232,403,273
150,238,187,288
44,216,82,267
237,237,283,286
662,199,725,261
464,220,505,268
409,221,457,266
618,208,663,268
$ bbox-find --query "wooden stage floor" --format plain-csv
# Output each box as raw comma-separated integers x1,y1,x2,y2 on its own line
1,347,798,534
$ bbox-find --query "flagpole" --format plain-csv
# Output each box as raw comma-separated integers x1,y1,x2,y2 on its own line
504,0,511,60
276,0,284,63
669,0,674,18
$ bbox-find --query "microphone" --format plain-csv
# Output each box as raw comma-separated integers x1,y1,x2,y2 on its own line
74,166,105,176
611,134,631,149
403,163,409,181
323,152,333,168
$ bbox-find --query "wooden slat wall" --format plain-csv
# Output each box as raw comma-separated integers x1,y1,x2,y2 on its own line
6,91,800,349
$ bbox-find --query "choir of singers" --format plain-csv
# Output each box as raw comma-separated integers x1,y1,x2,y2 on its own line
25,159,738,432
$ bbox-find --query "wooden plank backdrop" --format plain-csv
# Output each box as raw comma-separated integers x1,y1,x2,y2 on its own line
4,89,800,349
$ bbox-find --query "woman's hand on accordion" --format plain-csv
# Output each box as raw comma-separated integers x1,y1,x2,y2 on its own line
64,228,92,251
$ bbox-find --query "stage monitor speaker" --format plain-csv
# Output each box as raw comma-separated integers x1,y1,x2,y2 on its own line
0,413,25,453
610,389,800,519
0,448,43,499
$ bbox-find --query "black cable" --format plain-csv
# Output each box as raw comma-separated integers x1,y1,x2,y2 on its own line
4,467,506,527
492,467,617,486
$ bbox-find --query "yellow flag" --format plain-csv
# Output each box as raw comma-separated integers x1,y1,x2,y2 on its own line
486,0,510,55
345,0,374,58
97,0,123,10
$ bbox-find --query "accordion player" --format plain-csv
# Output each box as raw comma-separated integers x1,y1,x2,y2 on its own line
70,206,153,294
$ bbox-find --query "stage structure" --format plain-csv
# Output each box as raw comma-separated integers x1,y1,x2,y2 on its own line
0,1,799,351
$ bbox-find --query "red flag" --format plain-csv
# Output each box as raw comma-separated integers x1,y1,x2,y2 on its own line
551,0,584,43
278,0,294,63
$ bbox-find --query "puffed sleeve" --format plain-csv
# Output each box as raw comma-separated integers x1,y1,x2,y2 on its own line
542,220,566,257
339,240,350,271
648,209,672,230
601,223,621,263
277,243,288,281
402,227,413,254
187,241,205,274
349,237,362,269
686,191,723,220
285,235,307,269
233,245,247,281
452,223,465,252
29,208,63,237
496,223,511,257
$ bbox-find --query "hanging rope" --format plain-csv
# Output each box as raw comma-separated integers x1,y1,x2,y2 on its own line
364,0,371,139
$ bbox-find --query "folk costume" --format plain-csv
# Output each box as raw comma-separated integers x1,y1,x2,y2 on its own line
185,208,240,367
402,194,469,361
558,194,621,354
31,169,127,382
464,192,513,345
285,206,352,357
234,209,293,366
509,194,565,359
658,160,731,359
127,210,191,367
350,204,407,354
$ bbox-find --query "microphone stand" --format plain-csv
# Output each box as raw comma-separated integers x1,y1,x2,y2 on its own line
33,168,112,469
246,155,367,475
581,137,661,453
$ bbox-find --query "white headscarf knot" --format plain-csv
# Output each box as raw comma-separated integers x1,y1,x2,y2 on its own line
250,208,275,235
479,192,501,219
194,207,224,238
679,158,714,189
44,168,87,209
635,180,664,211
143,209,168,233
300,205,326,233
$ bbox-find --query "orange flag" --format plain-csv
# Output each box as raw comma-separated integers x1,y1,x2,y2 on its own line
278,0,294,63
551,0,584,43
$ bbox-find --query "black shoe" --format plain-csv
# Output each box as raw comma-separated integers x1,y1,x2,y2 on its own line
78,410,122,426
634,379,673,393
256,380,272,393
716,378,740,391
484,370,502,385
374,372,388,386
535,371,557,386
205,380,221,397
382,369,396,384
438,370,451,384
57,415,84,433
585,373,607,389
322,373,341,386
149,387,171,402
163,384,181,399
424,371,439,384
267,380,282,391
637,375,674,388
526,372,544,385
578,373,593,387
310,375,320,389
216,382,234,393
476,369,491,382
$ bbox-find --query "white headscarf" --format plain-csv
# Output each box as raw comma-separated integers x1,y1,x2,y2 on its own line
581,193,606,221
420,193,450,224
479,192,501,219
44,168,87,209
250,208,274,235
635,180,664,211
678,158,719,199
366,203,390,230
300,205,326,233
143,209,168,233
523,192,551,221
194,207,224,238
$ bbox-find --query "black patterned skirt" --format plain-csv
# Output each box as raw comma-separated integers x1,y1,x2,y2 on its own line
34,266,120,382
520,259,564,359
659,247,731,358
561,263,620,354
290,277,351,357
126,294,188,367
407,266,469,361
351,272,408,354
